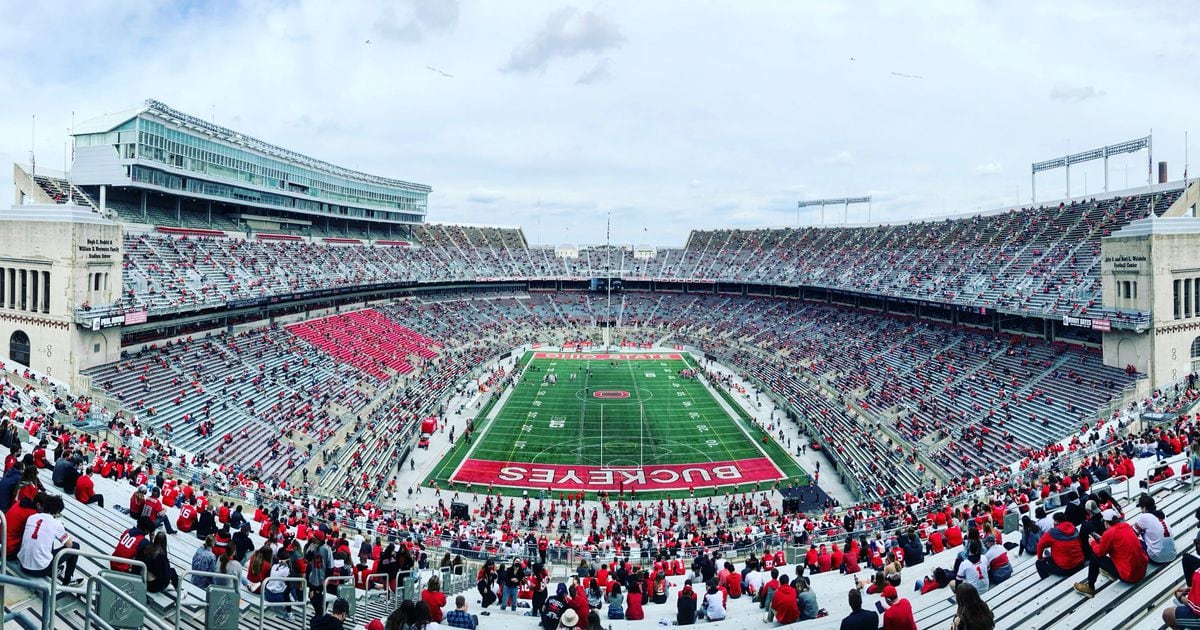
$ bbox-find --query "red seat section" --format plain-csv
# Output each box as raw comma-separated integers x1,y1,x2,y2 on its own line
285,309,440,380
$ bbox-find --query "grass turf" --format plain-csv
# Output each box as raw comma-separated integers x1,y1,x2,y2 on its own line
424,352,808,500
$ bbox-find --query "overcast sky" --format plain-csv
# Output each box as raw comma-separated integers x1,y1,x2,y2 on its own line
1,0,1196,245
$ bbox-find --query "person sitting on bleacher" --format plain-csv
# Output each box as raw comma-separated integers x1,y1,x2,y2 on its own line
51,453,80,495
1163,557,1200,629
840,588,878,630
265,552,297,622
112,516,154,573
190,535,218,588
19,495,81,587
877,584,916,630
142,487,176,534
177,497,199,533
1035,512,1086,578
139,531,179,593
195,505,217,540
74,467,103,507
949,582,994,630
982,535,1012,585
0,457,25,511
1073,508,1149,598
6,491,45,560
955,540,990,595
1130,493,1176,564
771,574,800,624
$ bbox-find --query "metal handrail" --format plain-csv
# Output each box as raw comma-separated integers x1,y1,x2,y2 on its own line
81,573,173,630
48,547,149,627
174,568,238,630
321,573,362,623
256,575,305,630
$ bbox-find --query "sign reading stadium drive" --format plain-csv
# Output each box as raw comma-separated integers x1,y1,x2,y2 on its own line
533,352,683,360
453,457,784,492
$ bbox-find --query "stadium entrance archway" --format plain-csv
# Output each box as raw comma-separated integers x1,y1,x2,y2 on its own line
1192,336,1200,374
8,330,30,367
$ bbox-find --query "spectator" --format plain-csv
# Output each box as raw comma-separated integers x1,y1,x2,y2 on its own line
0,460,23,511
879,584,917,630
51,455,79,495
540,583,569,630
306,530,333,617
73,467,103,507
111,516,154,573
232,522,255,563
444,594,477,629
499,562,520,611
19,495,81,587
1130,494,1176,564
797,575,819,621
421,574,447,623
771,574,800,624
557,609,580,630
1035,512,1086,578
265,553,296,621
218,549,248,589
138,531,178,593
625,574,645,620
699,580,726,621
983,536,1012,585
955,541,990,595
585,577,604,611
840,588,878,630
1019,515,1041,556
1074,509,1149,598
1182,507,1200,587
675,579,695,625
1163,559,1200,629
190,535,218,588
6,491,44,560
950,583,993,630
584,610,602,630
311,596,350,630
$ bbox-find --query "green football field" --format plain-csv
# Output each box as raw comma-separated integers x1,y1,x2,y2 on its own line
425,351,808,499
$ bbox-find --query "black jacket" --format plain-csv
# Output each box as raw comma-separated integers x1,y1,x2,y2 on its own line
676,589,697,625
309,613,344,630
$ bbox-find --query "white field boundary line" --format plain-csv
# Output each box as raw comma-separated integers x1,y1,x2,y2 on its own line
680,353,785,478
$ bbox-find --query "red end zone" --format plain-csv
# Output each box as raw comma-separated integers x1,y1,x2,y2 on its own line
533,352,683,360
451,457,783,492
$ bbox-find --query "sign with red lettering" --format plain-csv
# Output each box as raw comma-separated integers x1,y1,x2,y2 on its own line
451,457,783,492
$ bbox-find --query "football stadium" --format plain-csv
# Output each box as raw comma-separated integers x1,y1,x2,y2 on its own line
0,4,1198,630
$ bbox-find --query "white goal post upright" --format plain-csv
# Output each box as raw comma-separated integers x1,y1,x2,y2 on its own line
599,404,604,470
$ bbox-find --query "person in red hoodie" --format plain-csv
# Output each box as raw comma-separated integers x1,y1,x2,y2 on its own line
928,529,945,554
805,546,819,573
945,523,964,548
817,545,832,573
770,574,800,624
569,579,590,621
74,467,103,507
1036,512,1085,578
724,566,742,598
879,584,917,630
1074,509,1149,598
830,543,845,573
420,574,447,623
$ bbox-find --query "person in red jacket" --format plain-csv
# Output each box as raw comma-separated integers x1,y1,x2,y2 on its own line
770,574,800,624
6,491,42,559
879,584,917,630
1036,512,1085,578
725,568,742,598
817,545,832,573
74,467,104,507
928,529,945,554
1074,510,1149,597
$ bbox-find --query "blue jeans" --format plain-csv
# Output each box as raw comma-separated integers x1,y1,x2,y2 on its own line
501,585,518,610
265,587,292,614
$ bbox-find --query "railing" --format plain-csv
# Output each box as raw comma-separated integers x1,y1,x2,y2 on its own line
81,574,173,630
256,576,306,630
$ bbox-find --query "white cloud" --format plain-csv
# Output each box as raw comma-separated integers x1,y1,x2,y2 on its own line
576,57,612,85
973,162,1002,175
501,6,625,74
0,1,1195,246
1049,82,1106,102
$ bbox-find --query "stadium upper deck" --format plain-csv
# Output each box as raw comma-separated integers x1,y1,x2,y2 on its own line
65,99,430,231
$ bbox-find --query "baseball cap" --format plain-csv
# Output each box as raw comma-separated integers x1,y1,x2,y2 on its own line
882,585,898,599
559,609,579,628
331,597,350,615
312,530,326,542
1101,509,1119,522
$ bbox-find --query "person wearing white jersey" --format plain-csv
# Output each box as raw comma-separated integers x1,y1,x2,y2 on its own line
19,495,81,587
1131,494,1176,564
